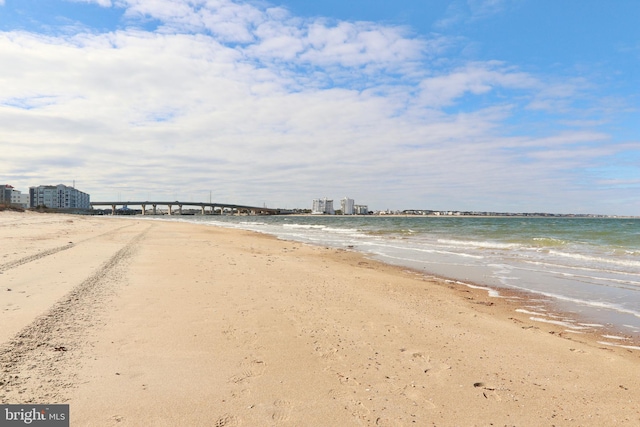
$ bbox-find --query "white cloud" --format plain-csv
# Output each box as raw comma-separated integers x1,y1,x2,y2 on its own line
415,62,538,109
467,0,514,20
0,0,635,214
69,0,114,6
435,0,518,29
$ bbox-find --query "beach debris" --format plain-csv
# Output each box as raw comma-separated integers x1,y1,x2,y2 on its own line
474,300,494,306
53,346,67,352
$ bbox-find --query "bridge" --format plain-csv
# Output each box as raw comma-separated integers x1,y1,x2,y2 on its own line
90,201,279,216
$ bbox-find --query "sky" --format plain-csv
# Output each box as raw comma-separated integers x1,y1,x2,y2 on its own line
0,0,639,215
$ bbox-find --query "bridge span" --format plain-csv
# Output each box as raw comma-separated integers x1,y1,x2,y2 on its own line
90,201,279,216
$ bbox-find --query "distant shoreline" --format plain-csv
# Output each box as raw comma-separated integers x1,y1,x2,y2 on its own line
281,212,640,219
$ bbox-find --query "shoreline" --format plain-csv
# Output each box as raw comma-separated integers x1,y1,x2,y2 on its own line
374,258,640,350
161,214,640,347
147,214,640,347
384,264,640,349
1,212,639,425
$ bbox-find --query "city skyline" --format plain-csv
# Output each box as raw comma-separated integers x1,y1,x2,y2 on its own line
1,1,639,215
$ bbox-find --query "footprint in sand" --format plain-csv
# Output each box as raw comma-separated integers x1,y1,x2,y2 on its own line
229,359,266,384
347,399,371,421
213,414,239,427
221,327,237,340
231,388,250,399
375,416,405,427
402,350,451,375
271,399,292,423
423,360,451,375
328,388,349,400
337,373,360,386
399,384,436,407
315,346,339,361
243,359,266,376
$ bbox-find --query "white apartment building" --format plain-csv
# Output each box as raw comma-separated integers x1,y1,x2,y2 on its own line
354,205,369,215
341,197,355,215
13,192,29,208
312,198,334,215
1,185,28,208
29,184,91,209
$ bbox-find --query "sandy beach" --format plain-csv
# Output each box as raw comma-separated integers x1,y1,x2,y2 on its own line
1,211,639,426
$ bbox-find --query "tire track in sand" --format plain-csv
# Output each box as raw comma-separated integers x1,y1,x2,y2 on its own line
0,243,75,273
0,224,152,404
0,223,135,273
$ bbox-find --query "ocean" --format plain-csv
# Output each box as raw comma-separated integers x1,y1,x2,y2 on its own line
157,214,640,347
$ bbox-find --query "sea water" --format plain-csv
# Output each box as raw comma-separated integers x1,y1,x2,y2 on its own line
163,215,640,344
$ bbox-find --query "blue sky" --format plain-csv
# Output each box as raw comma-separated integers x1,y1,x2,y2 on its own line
0,0,639,215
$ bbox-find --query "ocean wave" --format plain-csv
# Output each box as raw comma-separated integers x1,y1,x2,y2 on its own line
364,242,485,259
548,250,640,268
322,227,364,235
520,258,640,278
366,228,417,236
531,237,567,246
282,223,327,229
436,238,520,250
507,284,640,319
281,223,366,238
369,251,482,269
529,316,591,330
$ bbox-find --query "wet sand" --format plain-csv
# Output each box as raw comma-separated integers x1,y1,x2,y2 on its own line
1,211,639,426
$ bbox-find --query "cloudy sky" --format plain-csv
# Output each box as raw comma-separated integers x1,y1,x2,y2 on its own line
1,0,639,214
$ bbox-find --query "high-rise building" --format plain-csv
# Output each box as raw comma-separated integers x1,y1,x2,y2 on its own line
354,205,369,215
341,197,355,215
312,198,334,215
29,184,90,209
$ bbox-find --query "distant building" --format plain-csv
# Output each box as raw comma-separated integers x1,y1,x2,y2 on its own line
13,191,28,208
1,185,28,208
354,205,369,215
1,185,12,205
312,198,334,215
341,197,355,215
29,184,90,209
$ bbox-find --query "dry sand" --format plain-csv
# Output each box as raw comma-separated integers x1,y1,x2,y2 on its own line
1,211,639,426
